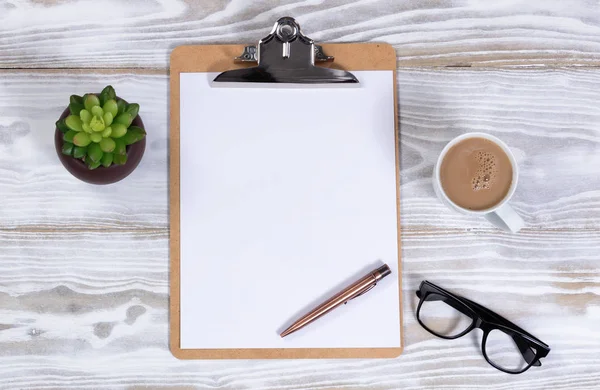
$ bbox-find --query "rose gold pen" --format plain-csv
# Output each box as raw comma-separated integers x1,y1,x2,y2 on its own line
280,264,391,337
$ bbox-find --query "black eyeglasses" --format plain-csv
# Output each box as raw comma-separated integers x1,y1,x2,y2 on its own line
415,281,550,374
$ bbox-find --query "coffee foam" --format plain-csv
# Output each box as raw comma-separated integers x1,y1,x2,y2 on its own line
471,151,499,191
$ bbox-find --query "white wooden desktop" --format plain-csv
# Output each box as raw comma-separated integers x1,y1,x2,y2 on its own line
1,1,599,389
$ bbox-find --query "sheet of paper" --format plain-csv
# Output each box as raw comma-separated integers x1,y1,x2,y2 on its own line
179,71,400,349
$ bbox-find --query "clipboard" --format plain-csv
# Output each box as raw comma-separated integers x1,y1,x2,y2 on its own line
170,17,402,359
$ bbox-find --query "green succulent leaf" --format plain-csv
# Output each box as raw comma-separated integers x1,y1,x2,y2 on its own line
99,92,106,107
113,152,128,165
61,141,74,156
99,86,116,106
116,99,127,115
87,143,103,162
99,137,116,153
106,86,116,101
103,112,113,127
103,99,118,118
69,102,85,116
101,152,113,168
90,133,103,143
114,113,132,128
102,126,112,138
90,115,105,132
84,94,100,112
70,95,83,105
56,119,70,134
73,145,87,159
114,138,126,155
63,130,77,143
111,123,127,138
91,106,103,117
82,123,92,133
99,92,107,106
65,115,83,132
73,132,91,147
85,155,101,170
79,109,92,124
122,126,146,145
125,103,139,119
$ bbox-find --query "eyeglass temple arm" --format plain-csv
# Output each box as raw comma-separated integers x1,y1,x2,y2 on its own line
515,336,541,366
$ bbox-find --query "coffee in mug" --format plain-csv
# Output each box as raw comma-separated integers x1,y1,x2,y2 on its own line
433,132,524,233
439,137,513,211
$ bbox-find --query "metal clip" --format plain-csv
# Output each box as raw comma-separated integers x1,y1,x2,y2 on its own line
234,44,333,63
234,46,258,62
214,16,357,84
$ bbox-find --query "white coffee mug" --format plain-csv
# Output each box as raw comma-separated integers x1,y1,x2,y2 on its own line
433,132,524,233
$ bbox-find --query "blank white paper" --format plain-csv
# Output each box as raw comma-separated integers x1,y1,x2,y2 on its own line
179,71,400,349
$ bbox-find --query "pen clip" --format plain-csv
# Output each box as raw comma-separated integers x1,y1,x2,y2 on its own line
344,283,376,304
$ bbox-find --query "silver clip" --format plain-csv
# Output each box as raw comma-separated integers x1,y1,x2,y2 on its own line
235,44,333,63
214,17,357,84
234,46,258,62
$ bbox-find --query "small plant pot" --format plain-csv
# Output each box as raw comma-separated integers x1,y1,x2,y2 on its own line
54,97,146,185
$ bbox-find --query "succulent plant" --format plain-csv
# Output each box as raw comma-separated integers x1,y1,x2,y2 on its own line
57,86,146,170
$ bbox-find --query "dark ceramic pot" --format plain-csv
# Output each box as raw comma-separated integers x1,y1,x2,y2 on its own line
54,96,146,185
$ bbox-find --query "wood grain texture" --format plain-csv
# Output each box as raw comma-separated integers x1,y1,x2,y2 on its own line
2,0,600,68
0,67,599,388
0,71,168,229
1,68,599,230
2,1,600,384
0,228,598,389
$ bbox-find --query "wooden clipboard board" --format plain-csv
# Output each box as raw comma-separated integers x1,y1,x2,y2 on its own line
170,41,402,359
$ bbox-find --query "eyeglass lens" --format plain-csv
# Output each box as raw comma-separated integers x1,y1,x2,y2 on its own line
485,329,535,372
418,293,473,338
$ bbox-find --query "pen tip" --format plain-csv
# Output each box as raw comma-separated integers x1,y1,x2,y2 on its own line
280,327,294,338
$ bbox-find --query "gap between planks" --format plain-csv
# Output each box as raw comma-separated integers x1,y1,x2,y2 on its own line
0,226,167,234
2,64,600,75
0,226,598,235
0,68,168,75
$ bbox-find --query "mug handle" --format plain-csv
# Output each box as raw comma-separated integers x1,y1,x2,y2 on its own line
485,204,525,233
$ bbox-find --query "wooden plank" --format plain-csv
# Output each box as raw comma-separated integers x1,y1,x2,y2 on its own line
0,229,598,388
1,69,599,230
0,230,168,296
398,67,600,230
0,71,168,229
0,335,597,389
1,1,600,68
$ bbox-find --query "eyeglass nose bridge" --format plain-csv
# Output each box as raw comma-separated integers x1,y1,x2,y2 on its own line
474,317,487,330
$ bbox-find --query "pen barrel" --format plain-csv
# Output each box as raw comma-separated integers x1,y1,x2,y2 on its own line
315,273,377,311
281,264,391,337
